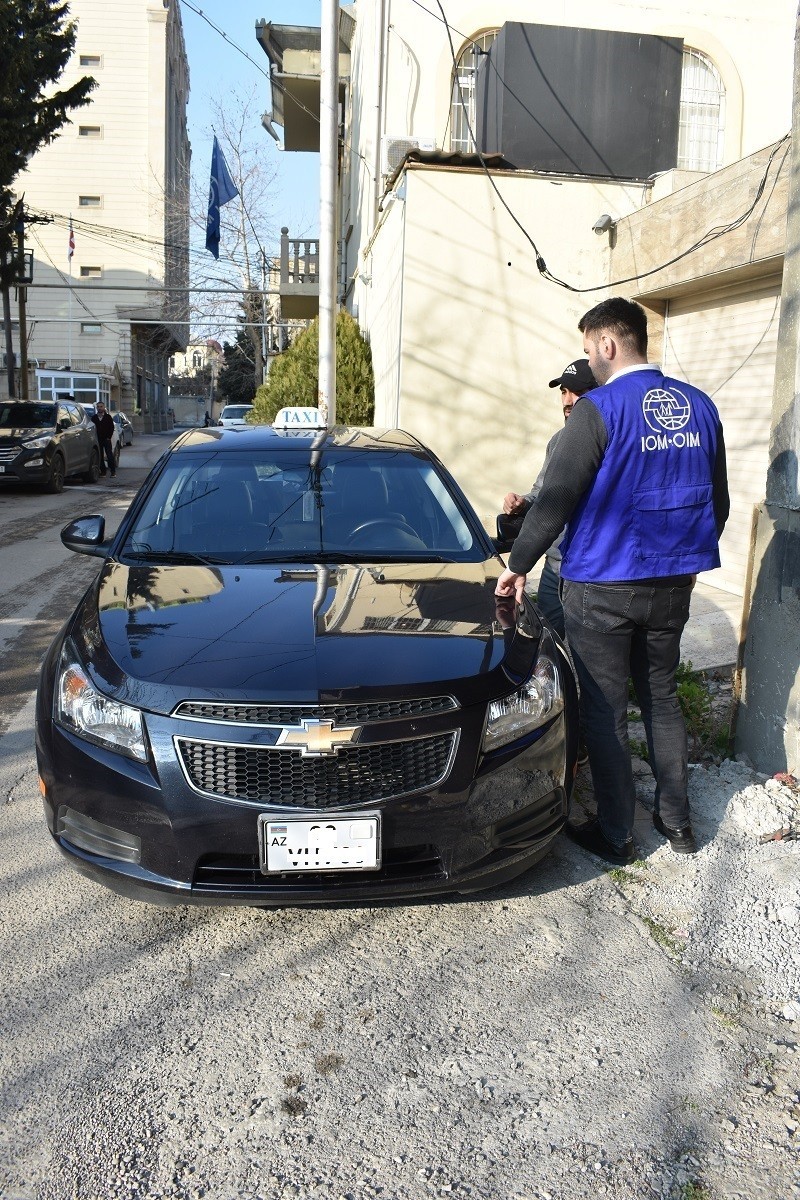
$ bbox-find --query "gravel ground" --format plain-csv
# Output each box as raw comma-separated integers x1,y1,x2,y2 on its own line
1,692,799,1200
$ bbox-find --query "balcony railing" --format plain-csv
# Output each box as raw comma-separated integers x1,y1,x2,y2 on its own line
280,227,319,318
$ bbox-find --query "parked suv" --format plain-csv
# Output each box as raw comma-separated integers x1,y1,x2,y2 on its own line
0,400,100,492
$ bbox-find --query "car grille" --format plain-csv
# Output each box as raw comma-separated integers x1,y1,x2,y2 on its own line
172,697,457,725
176,731,458,807
0,448,20,463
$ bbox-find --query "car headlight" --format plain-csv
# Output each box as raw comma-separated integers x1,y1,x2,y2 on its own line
483,629,564,752
56,651,147,761
22,435,51,449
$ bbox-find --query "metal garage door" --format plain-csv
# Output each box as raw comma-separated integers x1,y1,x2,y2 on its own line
662,276,781,595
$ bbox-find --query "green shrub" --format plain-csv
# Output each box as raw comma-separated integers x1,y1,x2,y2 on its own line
250,310,375,426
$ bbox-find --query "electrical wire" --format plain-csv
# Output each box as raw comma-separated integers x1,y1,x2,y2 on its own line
432,0,791,295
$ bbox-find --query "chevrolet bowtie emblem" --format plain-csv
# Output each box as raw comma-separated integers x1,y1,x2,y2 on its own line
276,718,359,757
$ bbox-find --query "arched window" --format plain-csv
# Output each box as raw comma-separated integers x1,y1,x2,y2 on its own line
449,31,498,153
678,49,726,173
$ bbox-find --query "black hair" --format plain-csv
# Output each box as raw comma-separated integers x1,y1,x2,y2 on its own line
578,297,648,356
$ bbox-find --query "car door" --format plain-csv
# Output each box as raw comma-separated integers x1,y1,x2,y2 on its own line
62,403,89,472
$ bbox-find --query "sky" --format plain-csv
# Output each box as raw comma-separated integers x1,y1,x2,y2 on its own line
180,0,322,256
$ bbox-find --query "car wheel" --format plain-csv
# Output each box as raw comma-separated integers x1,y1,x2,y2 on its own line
81,450,101,485
44,455,65,494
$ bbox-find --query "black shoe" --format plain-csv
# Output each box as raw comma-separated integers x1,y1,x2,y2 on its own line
652,813,697,854
565,817,635,865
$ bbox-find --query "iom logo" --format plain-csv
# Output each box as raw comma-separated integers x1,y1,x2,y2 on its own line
642,387,692,432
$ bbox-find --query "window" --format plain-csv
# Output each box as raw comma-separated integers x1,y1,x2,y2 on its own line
678,49,725,173
79,126,102,139
78,196,102,208
192,351,202,369
81,323,102,336
80,266,102,278
449,31,498,153
80,54,102,68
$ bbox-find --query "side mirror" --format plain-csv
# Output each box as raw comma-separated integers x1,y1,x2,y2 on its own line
61,515,110,558
493,511,524,553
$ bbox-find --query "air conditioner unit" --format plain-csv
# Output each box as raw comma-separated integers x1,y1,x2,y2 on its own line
381,135,437,178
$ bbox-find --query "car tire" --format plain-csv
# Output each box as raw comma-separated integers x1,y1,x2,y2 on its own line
44,455,65,494
81,450,101,485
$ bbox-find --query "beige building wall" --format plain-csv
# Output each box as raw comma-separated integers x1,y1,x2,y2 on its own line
16,0,189,417
343,0,795,309
361,165,641,525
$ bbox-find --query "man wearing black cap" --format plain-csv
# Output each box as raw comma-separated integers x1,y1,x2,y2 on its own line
502,358,597,636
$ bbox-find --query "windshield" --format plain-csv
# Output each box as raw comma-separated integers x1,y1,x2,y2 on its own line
0,402,56,429
120,447,485,564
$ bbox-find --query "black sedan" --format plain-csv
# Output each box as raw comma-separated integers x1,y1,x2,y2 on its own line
0,399,100,491
36,425,578,905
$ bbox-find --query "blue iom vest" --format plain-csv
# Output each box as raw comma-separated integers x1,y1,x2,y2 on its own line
561,368,722,582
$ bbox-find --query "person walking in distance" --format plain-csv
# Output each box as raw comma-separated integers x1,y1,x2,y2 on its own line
501,358,597,638
92,401,116,478
495,298,729,864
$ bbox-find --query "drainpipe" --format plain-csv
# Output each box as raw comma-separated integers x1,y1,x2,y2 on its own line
373,0,388,222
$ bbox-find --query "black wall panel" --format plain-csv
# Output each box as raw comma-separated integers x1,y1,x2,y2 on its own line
476,23,683,180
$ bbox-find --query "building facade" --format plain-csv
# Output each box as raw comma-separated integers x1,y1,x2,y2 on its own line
261,0,795,604
11,0,190,429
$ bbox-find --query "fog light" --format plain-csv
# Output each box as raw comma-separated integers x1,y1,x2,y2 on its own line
56,805,141,864
27,457,44,467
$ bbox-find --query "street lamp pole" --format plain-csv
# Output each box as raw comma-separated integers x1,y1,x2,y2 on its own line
318,0,338,426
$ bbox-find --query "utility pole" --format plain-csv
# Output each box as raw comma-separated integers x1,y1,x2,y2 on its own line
736,2,800,772
16,212,29,399
318,0,339,425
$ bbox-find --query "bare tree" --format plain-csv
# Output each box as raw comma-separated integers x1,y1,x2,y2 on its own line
189,88,281,381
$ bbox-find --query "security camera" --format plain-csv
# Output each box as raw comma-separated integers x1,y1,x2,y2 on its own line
592,213,616,235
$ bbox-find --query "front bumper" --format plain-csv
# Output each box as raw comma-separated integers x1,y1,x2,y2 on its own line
36,698,574,907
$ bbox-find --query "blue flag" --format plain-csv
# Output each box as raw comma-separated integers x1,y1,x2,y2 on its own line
205,136,239,259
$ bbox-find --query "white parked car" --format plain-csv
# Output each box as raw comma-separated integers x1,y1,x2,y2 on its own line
217,404,254,430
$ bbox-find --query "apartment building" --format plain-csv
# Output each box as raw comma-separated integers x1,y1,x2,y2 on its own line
13,0,190,430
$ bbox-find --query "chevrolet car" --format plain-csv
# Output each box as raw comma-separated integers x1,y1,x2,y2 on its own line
36,424,578,906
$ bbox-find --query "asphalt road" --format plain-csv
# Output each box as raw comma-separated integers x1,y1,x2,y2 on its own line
0,435,797,1200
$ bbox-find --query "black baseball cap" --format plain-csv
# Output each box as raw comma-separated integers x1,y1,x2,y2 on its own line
548,358,597,392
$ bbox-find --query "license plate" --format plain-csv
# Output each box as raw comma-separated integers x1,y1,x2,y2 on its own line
0,465,5,473
259,814,380,873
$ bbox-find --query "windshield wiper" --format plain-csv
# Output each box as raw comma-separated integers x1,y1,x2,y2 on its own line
123,548,221,567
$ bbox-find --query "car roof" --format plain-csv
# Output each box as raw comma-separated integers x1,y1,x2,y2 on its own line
169,426,427,455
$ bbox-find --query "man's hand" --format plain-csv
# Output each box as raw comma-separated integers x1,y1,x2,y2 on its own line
495,567,527,604
503,491,526,516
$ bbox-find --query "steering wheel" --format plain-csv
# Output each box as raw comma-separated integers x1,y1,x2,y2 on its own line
349,517,420,540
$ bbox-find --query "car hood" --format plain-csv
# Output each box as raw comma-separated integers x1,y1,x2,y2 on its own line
70,559,539,713
0,425,54,441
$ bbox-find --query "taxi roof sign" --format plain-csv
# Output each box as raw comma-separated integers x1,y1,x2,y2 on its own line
272,406,327,431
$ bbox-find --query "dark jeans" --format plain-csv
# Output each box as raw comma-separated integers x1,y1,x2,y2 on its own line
536,560,564,639
561,578,693,847
99,438,115,475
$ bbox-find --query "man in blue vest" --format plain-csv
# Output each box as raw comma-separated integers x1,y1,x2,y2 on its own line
496,298,729,864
